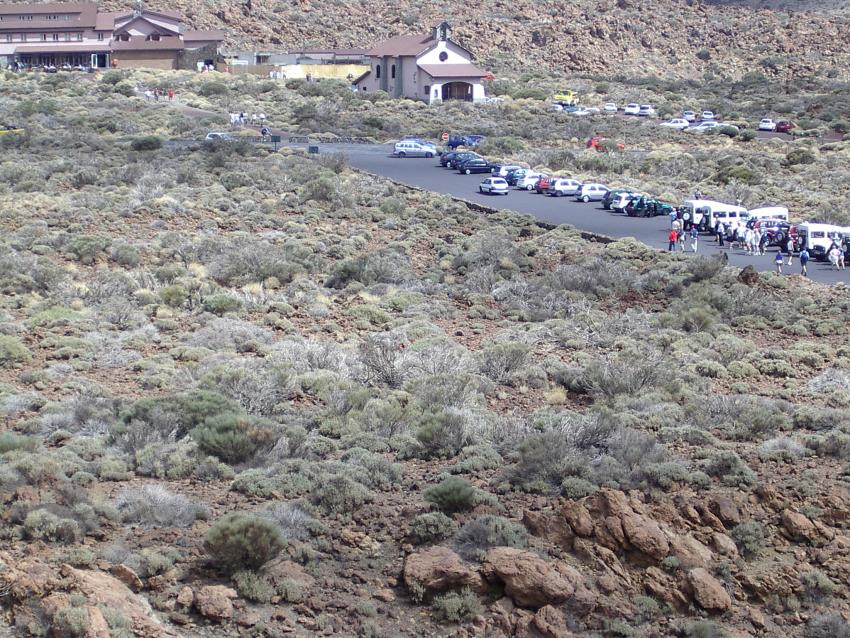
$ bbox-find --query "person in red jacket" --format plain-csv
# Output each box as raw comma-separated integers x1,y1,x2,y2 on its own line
668,228,678,251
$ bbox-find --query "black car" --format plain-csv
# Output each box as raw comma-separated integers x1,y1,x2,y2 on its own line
444,151,480,169
446,134,485,150
602,188,631,210
458,158,496,174
504,168,527,186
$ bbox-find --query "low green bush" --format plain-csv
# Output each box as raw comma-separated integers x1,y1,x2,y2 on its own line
431,588,482,623
192,413,276,464
130,136,163,151
0,336,32,368
453,515,528,561
205,513,286,574
423,476,477,513
411,512,458,544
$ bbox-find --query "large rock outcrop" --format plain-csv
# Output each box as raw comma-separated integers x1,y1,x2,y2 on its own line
480,548,578,609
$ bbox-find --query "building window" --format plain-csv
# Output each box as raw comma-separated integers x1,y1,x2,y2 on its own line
20,33,26,41
424,85,430,95
97,32,103,40
41,33,47,41
256,54,269,64
65,33,71,41
391,64,395,79
375,64,381,79
439,51,448,62
52,33,59,41
76,32,82,41
4,34,11,42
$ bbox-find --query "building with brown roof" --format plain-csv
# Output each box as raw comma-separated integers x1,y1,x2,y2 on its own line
354,22,487,104
0,1,224,69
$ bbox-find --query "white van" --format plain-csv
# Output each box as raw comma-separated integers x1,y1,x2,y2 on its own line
680,199,748,232
393,141,435,158
797,222,845,261
748,206,789,222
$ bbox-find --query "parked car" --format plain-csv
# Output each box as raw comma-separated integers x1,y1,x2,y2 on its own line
683,111,697,122
205,131,233,141
393,140,435,158
659,118,690,130
443,151,480,169
0,124,24,136
535,175,555,194
638,104,656,117
747,219,797,246
446,134,484,150
401,136,437,150
686,121,721,133
624,103,640,115
612,192,643,213
515,172,544,190
458,158,497,174
576,183,609,203
491,164,524,178
626,197,674,218
504,168,527,186
775,120,796,134
602,189,633,210
603,102,618,112
479,177,509,195
700,111,716,120
797,222,844,260
758,118,777,131
547,178,583,197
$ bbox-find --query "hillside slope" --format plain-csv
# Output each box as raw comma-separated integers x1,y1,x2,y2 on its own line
6,0,850,78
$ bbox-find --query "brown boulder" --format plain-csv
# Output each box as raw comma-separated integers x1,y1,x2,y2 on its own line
481,548,576,608
621,513,670,560
515,605,578,638
781,509,818,543
262,557,316,593
194,585,236,622
403,546,485,593
669,535,713,569
110,564,143,593
687,567,731,612
561,501,594,537
738,265,759,285
523,510,574,549
709,497,742,527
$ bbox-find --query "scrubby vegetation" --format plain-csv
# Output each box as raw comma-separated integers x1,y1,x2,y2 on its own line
0,68,849,638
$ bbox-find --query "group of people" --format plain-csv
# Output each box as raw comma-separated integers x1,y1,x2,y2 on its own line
229,112,267,127
667,220,700,253
144,87,174,102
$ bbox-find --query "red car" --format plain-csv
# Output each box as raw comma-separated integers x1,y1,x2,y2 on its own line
775,121,796,134
535,175,554,194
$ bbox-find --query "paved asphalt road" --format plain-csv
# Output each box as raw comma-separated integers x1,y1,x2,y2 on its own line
282,141,848,285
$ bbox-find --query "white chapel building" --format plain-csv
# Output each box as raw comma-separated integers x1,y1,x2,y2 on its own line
354,22,487,104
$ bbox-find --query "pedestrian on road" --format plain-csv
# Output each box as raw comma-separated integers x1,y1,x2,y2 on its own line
669,209,678,227
690,226,699,253
668,228,678,251
785,236,795,266
839,244,846,271
678,227,686,252
774,251,784,274
144,89,153,101
829,245,841,270
167,87,174,101
758,232,769,255
799,247,810,277
717,222,726,247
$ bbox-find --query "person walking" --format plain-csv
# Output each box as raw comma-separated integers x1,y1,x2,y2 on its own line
839,244,846,271
690,226,699,253
799,247,810,277
758,231,769,256
167,87,174,101
668,228,678,252
829,245,841,270
785,236,795,266
774,250,784,274
715,221,724,246
678,226,686,252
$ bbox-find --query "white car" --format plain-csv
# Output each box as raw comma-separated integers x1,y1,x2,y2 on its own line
571,108,592,116
700,110,716,120
551,103,564,112
576,183,609,203
683,111,697,122
638,104,656,117
491,164,523,178
659,119,690,130
686,121,721,133
547,178,582,197
479,177,509,195
758,118,777,131
393,140,435,158
611,192,642,213
624,103,640,115
205,131,233,141
515,172,543,190
603,102,618,112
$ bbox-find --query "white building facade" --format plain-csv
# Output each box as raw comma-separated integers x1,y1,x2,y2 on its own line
354,23,486,105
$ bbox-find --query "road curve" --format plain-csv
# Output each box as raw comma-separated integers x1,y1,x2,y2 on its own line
294,142,848,285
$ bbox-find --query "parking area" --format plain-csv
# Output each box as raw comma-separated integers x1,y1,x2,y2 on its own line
297,142,848,285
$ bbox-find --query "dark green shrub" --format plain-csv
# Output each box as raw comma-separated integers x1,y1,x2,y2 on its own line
453,515,528,561
119,391,238,439
192,413,276,464
66,235,111,264
431,588,482,623
717,125,739,138
423,476,477,513
203,294,243,315
232,570,275,603
198,81,229,96
310,473,373,515
130,136,163,151
807,613,850,638
0,432,39,453
414,409,471,460
0,335,32,368
411,512,458,544
784,149,816,166
731,521,766,557
739,129,757,142
205,513,285,574
801,571,836,603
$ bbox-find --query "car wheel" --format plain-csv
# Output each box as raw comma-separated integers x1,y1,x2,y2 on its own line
582,195,590,203
526,184,533,191
426,152,433,158
398,152,406,158
479,187,484,193
774,232,785,245
465,169,471,175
